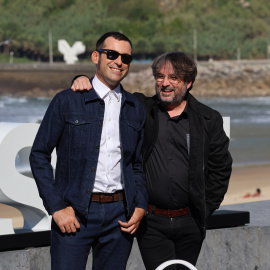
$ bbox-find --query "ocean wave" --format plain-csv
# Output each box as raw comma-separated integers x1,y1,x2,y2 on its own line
231,116,270,124
232,160,270,168
0,96,50,123
201,96,270,105
0,96,28,105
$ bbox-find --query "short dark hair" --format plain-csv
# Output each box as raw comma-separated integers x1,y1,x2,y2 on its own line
96,32,133,50
152,52,197,91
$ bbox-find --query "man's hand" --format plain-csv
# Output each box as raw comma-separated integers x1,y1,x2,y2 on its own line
71,76,92,91
118,207,145,235
52,206,80,233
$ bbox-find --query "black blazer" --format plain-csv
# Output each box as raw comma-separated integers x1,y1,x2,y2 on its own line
134,92,232,238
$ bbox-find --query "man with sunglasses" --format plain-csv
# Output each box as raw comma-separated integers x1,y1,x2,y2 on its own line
71,50,232,269
30,32,147,270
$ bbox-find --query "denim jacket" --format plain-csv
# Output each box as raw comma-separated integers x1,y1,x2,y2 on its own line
30,87,147,217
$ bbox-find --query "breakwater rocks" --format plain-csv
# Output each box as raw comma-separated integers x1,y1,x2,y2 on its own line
196,60,270,97
123,60,270,98
0,60,270,98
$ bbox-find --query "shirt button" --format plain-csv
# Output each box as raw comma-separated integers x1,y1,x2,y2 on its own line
91,168,95,172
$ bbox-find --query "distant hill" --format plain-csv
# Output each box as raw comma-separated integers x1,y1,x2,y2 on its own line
0,0,269,61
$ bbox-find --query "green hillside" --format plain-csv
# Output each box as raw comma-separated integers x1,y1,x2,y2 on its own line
0,0,269,61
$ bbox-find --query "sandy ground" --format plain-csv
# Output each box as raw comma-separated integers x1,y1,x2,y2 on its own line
222,164,270,205
0,164,269,229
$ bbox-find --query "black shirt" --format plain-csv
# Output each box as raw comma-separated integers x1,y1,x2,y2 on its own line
145,104,190,209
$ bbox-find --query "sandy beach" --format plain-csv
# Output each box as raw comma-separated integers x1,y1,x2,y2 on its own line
222,164,270,205
0,164,269,229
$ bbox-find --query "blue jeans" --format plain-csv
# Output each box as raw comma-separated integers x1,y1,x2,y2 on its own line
51,201,133,270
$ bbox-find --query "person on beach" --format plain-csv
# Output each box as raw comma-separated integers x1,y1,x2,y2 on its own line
243,188,261,198
71,51,232,269
29,32,147,270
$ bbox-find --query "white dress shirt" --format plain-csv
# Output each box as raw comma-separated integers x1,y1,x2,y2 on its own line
92,76,123,193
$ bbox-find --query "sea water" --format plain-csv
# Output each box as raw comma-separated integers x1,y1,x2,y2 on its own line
0,95,269,167
200,97,270,167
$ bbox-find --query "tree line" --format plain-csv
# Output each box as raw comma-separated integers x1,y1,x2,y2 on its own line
0,0,269,61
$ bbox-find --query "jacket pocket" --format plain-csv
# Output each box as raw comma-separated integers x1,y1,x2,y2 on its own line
126,120,142,143
65,114,92,154
123,120,143,156
127,120,142,133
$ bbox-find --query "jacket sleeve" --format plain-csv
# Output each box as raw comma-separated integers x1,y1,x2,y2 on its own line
132,102,148,211
133,92,148,105
29,93,67,215
205,112,233,218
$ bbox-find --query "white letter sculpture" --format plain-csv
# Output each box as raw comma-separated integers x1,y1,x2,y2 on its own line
58,39,86,64
0,122,55,235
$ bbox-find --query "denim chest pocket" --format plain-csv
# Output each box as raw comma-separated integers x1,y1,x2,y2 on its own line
127,120,142,133
65,114,92,153
124,120,142,151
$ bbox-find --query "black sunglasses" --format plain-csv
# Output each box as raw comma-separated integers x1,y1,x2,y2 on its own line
97,49,133,64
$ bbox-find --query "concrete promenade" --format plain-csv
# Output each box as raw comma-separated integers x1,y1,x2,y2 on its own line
0,200,269,270
196,201,270,270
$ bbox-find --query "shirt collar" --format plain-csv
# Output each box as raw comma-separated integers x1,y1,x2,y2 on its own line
158,99,189,119
92,75,121,101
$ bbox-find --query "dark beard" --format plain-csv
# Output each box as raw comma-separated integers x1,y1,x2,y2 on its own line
157,88,187,107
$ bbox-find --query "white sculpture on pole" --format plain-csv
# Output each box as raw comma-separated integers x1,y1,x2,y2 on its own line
58,40,86,64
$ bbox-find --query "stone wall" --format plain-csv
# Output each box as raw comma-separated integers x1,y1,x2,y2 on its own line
123,60,270,98
0,63,147,97
0,228,269,270
195,60,270,98
0,60,270,98
1,201,270,270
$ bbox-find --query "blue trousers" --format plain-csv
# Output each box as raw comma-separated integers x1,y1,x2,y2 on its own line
51,201,133,270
